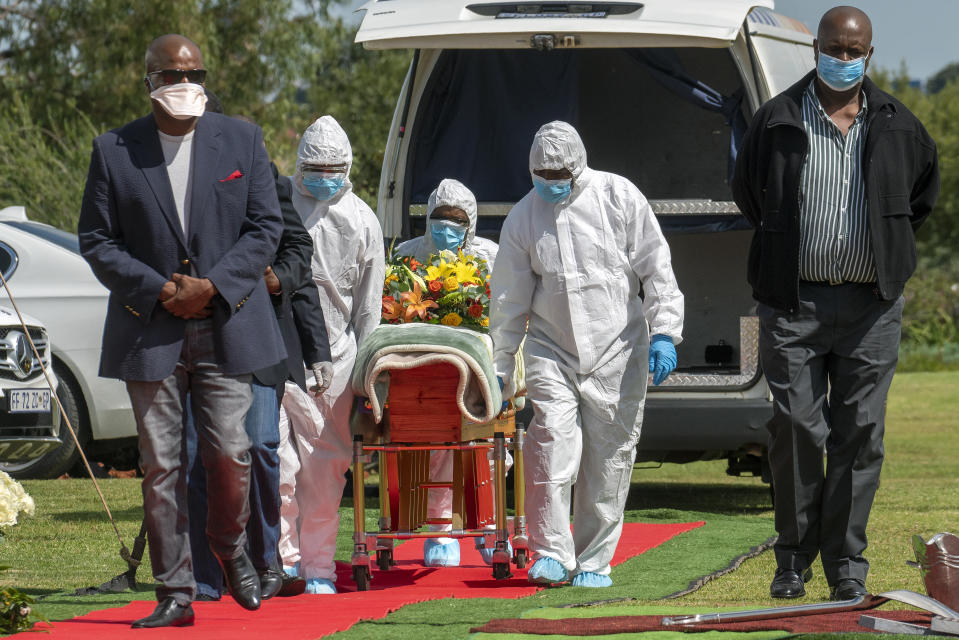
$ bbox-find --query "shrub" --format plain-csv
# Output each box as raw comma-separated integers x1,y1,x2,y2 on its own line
0,92,99,230
898,342,959,373
901,260,959,346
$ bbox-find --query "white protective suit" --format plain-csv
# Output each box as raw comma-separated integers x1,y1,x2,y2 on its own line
395,178,499,269
490,121,684,577
396,179,501,548
279,115,386,582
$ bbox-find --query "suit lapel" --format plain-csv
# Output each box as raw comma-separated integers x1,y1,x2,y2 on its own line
129,116,187,249
188,115,221,243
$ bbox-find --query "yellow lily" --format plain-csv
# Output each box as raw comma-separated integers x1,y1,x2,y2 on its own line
450,260,481,285
426,259,452,281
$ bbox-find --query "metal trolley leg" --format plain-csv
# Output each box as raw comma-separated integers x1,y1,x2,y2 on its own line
491,432,512,579
510,425,529,568
376,458,394,571
351,435,371,590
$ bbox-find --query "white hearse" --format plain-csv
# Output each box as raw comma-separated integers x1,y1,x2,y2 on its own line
355,0,814,474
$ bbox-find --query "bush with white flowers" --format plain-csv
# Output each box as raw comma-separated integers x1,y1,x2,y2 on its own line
1,471,43,633
0,471,35,534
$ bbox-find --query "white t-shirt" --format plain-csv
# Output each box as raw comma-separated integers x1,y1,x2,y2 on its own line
158,130,195,237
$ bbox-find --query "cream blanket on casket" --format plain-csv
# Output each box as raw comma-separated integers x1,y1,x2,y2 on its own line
351,323,525,425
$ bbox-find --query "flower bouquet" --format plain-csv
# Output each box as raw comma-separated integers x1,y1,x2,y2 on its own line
1,471,43,634
381,248,491,332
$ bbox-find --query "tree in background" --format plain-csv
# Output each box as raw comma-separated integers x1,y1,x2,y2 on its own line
284,8,411,206
927,62,959,94
0,0,409,224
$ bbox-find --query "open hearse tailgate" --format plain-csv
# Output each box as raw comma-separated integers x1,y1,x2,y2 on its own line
355,0,775,49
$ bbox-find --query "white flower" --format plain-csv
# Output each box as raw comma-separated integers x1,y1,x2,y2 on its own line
0,471,35,528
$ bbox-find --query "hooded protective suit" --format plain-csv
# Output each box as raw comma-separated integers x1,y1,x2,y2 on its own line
396,179,502,558
279,116,385,585
490,121,683,578
396,178,498,269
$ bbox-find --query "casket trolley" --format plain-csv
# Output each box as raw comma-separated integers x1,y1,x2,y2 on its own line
350,362,528,590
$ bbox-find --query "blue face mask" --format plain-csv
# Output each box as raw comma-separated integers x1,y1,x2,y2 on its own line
817,51,867,92
430,218,468,252
532,176,572,204
302,174,345,201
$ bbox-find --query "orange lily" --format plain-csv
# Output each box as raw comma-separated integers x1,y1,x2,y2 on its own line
400,282,438,322
382,296,403,321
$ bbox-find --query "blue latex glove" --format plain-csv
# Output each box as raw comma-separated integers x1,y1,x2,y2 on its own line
648,334,677,386
497,375,508,413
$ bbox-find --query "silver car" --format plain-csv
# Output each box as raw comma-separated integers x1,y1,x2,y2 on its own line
0,205,135,478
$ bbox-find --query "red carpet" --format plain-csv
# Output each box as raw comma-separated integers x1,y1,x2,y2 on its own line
15,521,701,639
473,609,933,635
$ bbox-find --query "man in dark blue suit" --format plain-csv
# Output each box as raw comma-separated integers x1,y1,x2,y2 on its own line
78,34,285,628
184,99,332,603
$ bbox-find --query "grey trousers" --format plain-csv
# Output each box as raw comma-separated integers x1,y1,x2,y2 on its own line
126,319,253,605
758,282,903,585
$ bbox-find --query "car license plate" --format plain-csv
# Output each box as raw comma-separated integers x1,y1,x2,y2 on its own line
6,389,52,413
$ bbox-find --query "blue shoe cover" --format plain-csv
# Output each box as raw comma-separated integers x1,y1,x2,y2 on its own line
283,563,299,578
476,538,513,566
527,557,568,584
423,539,461,567
571,572,613,588
304,578,337,594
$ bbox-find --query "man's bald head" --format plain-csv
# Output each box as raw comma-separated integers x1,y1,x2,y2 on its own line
145,34,203,73
817,6,872,50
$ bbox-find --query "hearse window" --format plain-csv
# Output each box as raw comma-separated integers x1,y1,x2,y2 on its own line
408,47,747,217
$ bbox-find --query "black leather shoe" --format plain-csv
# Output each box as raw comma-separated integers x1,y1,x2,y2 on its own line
131,597,195,628
277,572,307,597
830,578,867,601
217,551,262,611
770,567,813,598
258,568,284,600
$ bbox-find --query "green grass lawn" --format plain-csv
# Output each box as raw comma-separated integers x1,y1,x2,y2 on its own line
1,371,956,639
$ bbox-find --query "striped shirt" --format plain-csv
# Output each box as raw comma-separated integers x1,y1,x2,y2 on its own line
798,80,876,284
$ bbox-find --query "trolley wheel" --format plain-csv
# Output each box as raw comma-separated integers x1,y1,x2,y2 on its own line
513,548,528,569
352,565,371,591
493,562,513,580
376,549,394,571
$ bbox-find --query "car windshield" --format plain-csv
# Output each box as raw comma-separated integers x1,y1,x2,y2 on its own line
0,221,80,255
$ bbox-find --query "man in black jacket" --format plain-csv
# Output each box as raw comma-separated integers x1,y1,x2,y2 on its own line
185,100,333,602
732,6,939,602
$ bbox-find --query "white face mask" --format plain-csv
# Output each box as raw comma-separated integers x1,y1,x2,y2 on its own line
150,83,207,120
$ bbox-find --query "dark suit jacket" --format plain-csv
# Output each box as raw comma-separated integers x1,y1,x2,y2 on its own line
287,280,333,391
78,112,286,381
253,169,330,388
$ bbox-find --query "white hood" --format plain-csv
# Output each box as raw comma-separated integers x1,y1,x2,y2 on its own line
529,120,587,179
293,115,354,199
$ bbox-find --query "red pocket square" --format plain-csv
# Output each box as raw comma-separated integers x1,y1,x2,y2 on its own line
219,170,243,182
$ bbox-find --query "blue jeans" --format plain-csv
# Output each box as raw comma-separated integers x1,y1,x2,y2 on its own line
187,380,281,597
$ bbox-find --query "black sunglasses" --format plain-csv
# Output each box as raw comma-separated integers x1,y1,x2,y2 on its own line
146,68,207,89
